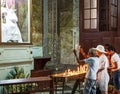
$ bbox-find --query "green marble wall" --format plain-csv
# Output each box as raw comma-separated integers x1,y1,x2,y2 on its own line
31,0,80,64
32,0,43,46
60,0,79,64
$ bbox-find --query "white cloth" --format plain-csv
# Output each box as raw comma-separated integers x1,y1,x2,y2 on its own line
2,8,23,43
2,23,8,42
97,54,110,91
84,57,99,80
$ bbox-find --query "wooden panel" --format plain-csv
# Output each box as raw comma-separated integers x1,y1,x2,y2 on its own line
79,0,120,53
80,38,100,53
102,37,112,45
91,39,99,47
114,37,120,52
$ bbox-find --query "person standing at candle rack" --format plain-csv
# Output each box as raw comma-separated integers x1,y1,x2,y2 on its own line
77,48,99,94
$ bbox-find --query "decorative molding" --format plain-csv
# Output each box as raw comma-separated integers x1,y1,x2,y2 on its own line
0,46,33,65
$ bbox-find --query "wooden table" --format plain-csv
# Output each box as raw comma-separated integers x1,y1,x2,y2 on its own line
52,72,85,94
0,77,54,94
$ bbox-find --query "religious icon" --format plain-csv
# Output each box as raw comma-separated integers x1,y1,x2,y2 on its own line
1,0,31,44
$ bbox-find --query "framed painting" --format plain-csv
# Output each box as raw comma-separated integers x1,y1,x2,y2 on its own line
0,0,32,44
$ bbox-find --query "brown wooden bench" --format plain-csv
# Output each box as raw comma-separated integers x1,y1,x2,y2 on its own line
0,77,54,94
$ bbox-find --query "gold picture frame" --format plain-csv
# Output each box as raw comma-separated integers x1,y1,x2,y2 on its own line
0,0,32,45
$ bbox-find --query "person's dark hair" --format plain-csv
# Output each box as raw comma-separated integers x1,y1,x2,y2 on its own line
105,44,111,47
107,45,116,52
104,44,111,49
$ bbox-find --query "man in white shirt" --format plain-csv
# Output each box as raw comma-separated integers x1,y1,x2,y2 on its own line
77,48,99,94
108,46,120,94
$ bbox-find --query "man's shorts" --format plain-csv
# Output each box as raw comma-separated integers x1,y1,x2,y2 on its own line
83,78,96,94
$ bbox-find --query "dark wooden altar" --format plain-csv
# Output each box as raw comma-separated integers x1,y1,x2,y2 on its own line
31,57,51,78
33,57,51,70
